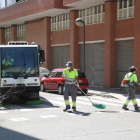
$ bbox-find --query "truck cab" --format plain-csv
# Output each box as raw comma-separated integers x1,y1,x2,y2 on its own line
0,41,45,102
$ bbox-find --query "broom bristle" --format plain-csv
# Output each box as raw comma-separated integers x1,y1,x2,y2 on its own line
26,100,42,105
93,104,106,109
0,103,6,107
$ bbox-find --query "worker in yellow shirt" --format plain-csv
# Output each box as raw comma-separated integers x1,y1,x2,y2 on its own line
2,53,14,76
62,61,79,113
122,66,139,111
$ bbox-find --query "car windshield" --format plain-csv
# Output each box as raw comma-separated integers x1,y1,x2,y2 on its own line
1,47,39,78
77,70,86,78
55,70,63,77
48,70,57,77
40,67,50,73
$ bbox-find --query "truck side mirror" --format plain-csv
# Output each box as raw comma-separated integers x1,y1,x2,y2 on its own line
40,50,45,60
39,48,45,64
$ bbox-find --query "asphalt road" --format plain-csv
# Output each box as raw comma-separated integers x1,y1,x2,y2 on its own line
0,91,140,140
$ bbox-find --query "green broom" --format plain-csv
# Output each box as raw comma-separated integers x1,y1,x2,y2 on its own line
0,103,6,107
79,88,106,109
66,76,106,109
26,100,42,105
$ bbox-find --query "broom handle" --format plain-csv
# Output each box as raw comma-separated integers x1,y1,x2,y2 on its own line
66,76,95,105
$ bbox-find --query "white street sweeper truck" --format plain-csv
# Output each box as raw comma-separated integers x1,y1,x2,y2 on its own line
0,41,45,103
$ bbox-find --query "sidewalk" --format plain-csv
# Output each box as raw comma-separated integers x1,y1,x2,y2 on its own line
88,86,140,102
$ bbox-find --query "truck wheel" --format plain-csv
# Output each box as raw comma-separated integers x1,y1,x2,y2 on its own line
58,85,63,95
40,83,45,92
82,89,88,95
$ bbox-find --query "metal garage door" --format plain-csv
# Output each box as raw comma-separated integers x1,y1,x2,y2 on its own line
117,40,134,87
52,46,62,68
80,43,105,86
93,43,105,86
52,45,70,69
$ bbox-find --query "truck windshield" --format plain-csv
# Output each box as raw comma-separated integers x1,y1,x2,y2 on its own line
1,47,39,78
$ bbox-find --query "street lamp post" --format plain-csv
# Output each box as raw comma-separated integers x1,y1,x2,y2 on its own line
75,18,85,73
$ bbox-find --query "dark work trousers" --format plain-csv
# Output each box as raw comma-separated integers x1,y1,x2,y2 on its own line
63,85,77,108
123,86,138,108
126,86,136,100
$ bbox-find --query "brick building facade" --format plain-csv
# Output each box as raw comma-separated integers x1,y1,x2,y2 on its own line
0,0,139,88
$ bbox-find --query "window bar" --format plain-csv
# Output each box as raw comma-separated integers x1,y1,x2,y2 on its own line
101,5,103,23
85,9,87,25
127,0,129,18
56,16,58,30
51,18,53,31
93,7,95,24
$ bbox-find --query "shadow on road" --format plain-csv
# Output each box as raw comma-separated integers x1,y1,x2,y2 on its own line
0,127,39,140
0,96,60,111
94,111,121,113
67,111,91,116
0,90,93,111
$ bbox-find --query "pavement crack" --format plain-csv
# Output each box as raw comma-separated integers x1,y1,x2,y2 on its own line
86,128,140,135
44,129,140,139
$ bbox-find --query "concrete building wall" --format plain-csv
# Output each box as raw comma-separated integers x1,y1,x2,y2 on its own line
0,0,139,89
51,29,70,45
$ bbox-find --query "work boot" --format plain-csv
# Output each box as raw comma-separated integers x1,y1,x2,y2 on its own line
63,105,70,112
135,107,139,111
134,104,139,111
122,104,129,110
72,106,76,113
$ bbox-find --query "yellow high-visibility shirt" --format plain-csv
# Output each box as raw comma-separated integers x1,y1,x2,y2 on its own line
124,72,138,83
63,68,78,78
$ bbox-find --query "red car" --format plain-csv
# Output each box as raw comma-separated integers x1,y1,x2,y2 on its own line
40,68,89,95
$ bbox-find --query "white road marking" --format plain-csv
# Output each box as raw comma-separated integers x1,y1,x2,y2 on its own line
56,97,93,106
47,100,65,106
75,100,92,106
44,108,60,110
67,113,76,116
40,115,58,118
113,110,134,113
0,111,8,114
48,99,81,107
19,109,34,112
90,96,133,105
56,97,121,106
77,97,121,106
10,118,29,122
123,111,134,113
94,112,103,114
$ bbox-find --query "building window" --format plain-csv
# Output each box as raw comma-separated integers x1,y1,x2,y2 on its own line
52,13,70,31
17,24,25,37
118,0,135,19
5,0,26,7
79,4,105,25
5,27,11,39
